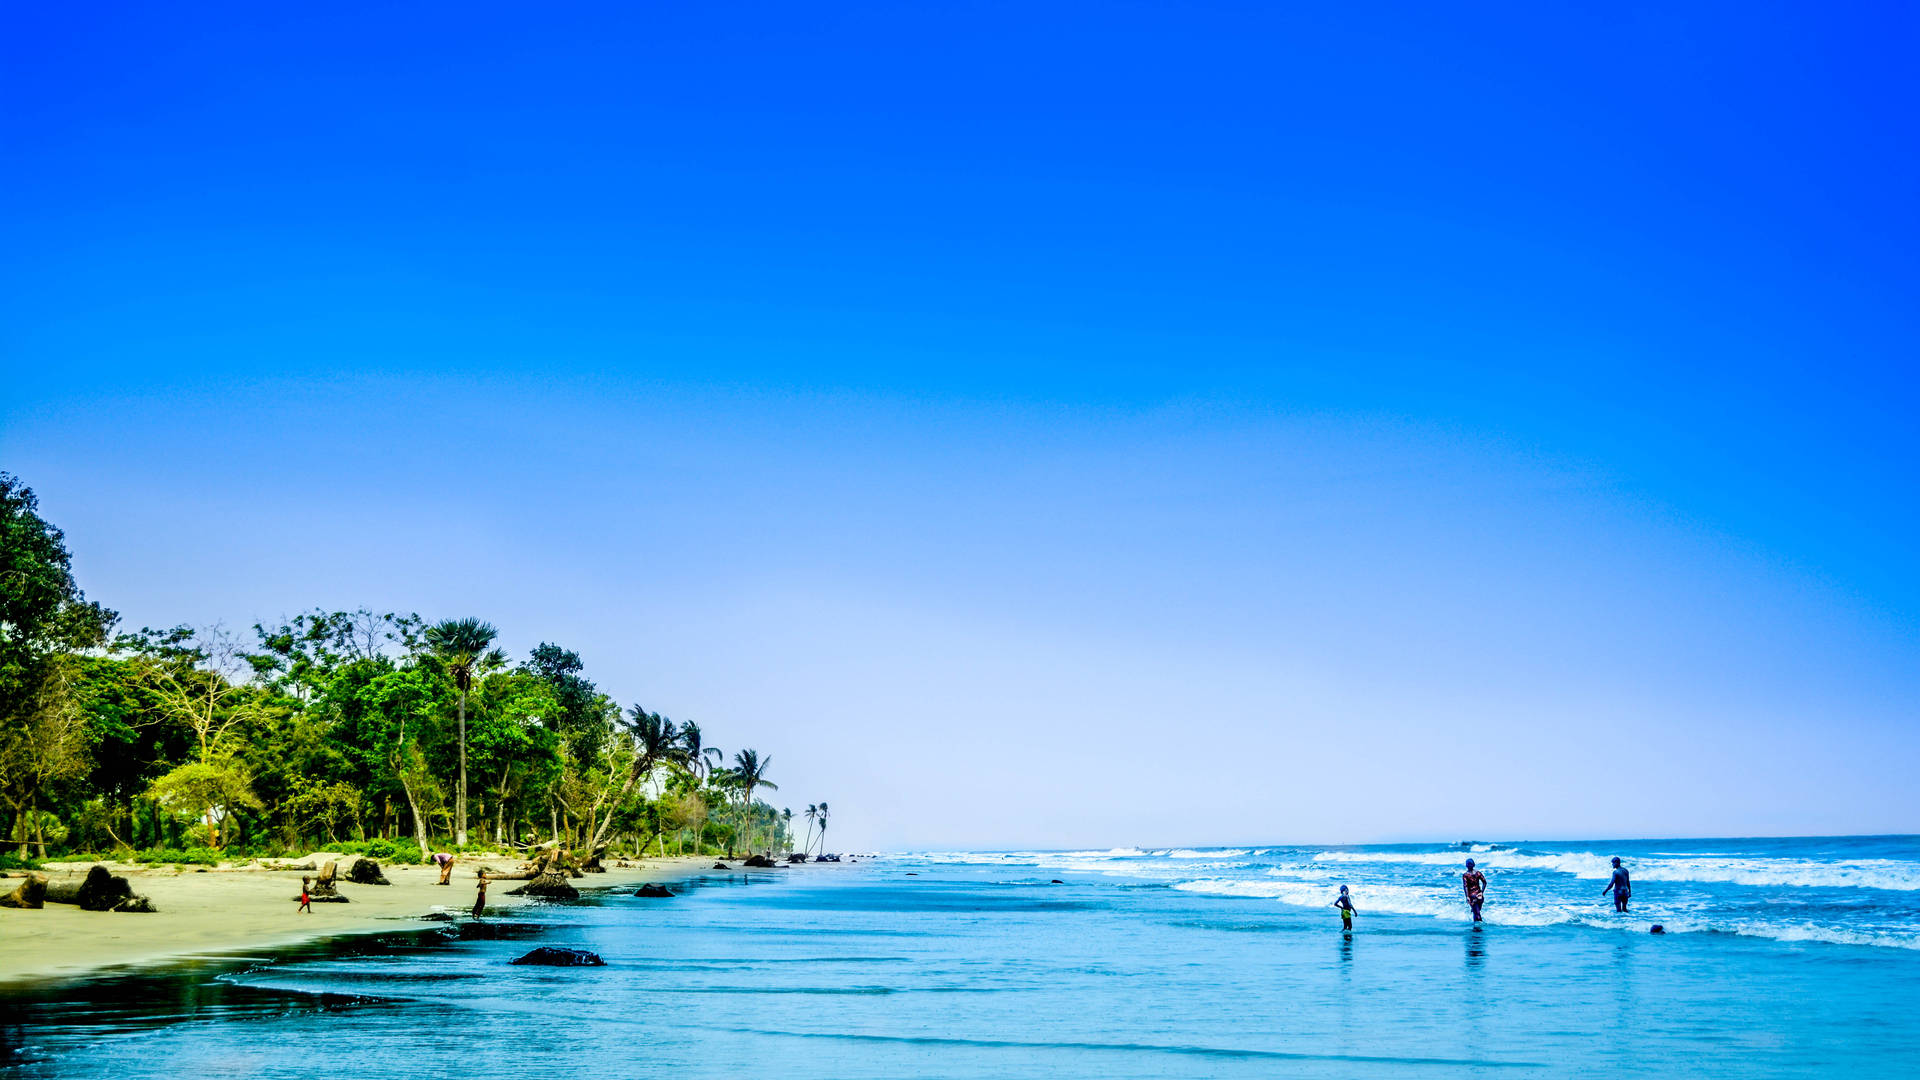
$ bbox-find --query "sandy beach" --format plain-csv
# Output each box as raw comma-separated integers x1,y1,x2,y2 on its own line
0,854,711,987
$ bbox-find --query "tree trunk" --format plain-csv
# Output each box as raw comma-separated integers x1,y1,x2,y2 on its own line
455,688,468,846
399,775,430,860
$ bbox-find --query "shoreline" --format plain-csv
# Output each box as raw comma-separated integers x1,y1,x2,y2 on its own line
0,854,715,989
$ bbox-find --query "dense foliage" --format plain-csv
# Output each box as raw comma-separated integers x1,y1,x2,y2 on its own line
0,472,805,863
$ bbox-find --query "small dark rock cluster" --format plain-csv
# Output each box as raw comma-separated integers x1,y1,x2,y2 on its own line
510,946,605,967
633,884,675,898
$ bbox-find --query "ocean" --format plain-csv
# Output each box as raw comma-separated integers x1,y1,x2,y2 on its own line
5,836,1918,1078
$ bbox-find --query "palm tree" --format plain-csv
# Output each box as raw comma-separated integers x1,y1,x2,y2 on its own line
424,617,502,846
781,808,793,854
802,803,818,856
680,720,724,781
813,801,830,855
586,705,690,856
730,749,776,855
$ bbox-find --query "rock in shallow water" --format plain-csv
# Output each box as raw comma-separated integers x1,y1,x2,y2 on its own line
634,884,675,897
510,947,605,967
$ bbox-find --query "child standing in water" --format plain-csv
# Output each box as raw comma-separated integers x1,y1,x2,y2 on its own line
472,875,488,919
1332,885,1357,931
1463,859,1488,923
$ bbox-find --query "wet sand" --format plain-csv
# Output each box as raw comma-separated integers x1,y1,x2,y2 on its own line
0,854,710,987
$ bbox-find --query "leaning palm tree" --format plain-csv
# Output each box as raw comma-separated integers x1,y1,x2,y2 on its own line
802,803,818,856
679,720,724,782
424,617,502,846
781,808,793,854
730,749,776,855
586,705,689,857
813,801,830,855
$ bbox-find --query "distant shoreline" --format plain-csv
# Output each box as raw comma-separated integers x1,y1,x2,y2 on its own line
0,854,714,988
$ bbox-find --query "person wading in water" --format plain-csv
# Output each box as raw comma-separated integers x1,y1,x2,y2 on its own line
1331,885,1357,931
472,875,488,919
1462,859,1488,923
1603,857,1631,912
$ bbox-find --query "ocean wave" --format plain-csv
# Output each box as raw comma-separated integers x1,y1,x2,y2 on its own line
1170,877,1920,948
1307,850,1920,891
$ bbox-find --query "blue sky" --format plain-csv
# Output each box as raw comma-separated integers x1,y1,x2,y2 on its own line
4,3,1916,848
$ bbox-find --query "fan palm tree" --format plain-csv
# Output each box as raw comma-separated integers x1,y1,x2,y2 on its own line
730,749,776,855
781,808,793,854
424,617,502,846
586,705,690,856
813,801,830,855
802,803,818,856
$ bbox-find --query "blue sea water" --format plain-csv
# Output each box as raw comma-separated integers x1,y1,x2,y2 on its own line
5,836,1918,1078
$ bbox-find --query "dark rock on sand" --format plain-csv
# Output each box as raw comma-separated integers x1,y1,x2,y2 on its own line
712,862,731,870
113,895,157,913
743,854,776,868
634,884,675,897
510,946,605,967
347,858,391,885
421,911,455,922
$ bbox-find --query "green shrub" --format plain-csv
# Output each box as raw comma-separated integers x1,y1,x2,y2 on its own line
0,851,41,872
132,847,221,865
333,838,423,864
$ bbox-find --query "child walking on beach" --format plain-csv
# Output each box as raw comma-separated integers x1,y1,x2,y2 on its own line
296,877,312,914
1332,885,1357,931
472,876,488,919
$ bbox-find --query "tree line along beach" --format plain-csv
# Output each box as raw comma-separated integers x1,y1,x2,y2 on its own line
1,469,845,983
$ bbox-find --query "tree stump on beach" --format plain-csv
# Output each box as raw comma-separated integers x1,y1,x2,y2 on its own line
0,873,47,909
501,848,581,900
303,860,351,903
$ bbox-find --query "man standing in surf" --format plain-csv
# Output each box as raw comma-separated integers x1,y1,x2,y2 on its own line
1603,857,1631,912
1463,858,1488,923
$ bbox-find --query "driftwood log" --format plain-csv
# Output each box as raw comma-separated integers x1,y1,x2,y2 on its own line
0,873,48,909
45,866,134,910
261,860,317,872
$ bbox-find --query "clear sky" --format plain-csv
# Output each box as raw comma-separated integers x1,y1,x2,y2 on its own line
4,3,1916,850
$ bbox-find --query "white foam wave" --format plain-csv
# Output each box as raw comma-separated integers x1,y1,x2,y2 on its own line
1309,850,1920,891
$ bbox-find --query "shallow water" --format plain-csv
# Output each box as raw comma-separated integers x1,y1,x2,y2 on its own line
6,838,1918,1078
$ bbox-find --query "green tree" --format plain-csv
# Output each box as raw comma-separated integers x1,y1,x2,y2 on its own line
586,706,690,856
730,749,776,856
0,474,116,854
424,618,502,847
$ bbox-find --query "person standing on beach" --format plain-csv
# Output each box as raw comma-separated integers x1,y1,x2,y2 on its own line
1603,857,1631,912
1332,885,1357,931
1462,859,1488,923
297,877,312,914
472,875,488,919
433,851,455,886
